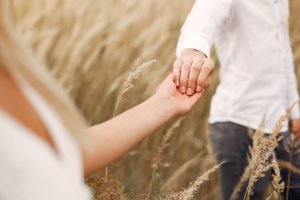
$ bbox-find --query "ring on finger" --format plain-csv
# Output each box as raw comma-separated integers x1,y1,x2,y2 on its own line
182,59,193,64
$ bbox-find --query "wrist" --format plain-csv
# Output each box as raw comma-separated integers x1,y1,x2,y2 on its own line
148,95,177,119
182,48,207,58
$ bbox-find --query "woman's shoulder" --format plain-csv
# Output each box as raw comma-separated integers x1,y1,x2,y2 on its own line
0,110,91,200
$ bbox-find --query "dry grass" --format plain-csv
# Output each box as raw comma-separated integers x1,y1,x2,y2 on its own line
166,163,222,200
231,104,296,200
114,59,157,116
11,0,300,199
268,153,285,200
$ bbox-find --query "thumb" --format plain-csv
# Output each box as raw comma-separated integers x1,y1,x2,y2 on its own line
190,89,205,105
167,72,175,82
161,72,175,84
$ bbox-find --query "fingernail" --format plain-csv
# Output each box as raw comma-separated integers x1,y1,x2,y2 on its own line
196,86,202,92
180,86,186,93
176,80,179,87
187,88,193,95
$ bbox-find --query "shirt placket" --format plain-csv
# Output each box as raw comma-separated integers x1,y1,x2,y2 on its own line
273,0,286,87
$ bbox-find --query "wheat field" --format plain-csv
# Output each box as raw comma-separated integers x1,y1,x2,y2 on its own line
11,0,300,199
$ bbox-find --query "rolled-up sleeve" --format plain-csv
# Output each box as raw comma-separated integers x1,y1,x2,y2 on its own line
176,0,233,58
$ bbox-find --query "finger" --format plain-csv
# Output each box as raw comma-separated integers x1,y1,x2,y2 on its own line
162,73,175,85
190,89,205,105
196,59,214,90
173,59,182,87
168,72,175,81
203,76,212,89
179,61,192,94
186,56,204,96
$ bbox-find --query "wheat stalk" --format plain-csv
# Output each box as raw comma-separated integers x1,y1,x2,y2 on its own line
271,153,285,200
166,163,223,200
243,103,297,200
162,152,204,190
147,118,185,200
230,103,298,200
157,118,185,158
230,115,266,200
113,59,157,116
106,59,156,183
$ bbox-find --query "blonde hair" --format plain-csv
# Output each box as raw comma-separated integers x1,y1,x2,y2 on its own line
0,0,88,146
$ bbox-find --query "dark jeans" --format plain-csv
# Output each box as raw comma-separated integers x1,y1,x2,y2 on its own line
210,122,300,200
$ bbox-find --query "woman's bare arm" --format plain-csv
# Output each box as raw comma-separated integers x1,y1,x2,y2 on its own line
82,74,204,175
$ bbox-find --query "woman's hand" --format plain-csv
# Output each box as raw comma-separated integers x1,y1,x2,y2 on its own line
154,73,205,116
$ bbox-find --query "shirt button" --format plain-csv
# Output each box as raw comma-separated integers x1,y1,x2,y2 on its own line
274,0,278,3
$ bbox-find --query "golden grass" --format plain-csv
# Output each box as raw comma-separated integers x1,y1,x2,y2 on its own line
114,59,157,116
231,104,297,200
11,0,300,199
166,163,222,200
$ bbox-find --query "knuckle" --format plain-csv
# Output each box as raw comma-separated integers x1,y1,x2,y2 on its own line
180,75,188,83
191,64,201,71
194,55,204,62
181,55,192,62
181,54,192,60
195,56,205,63
173,59,182,68
173,66,180,72
202,64,212,72
181,66,190,74
181,72,189,79
182,63,191,69
191,67,199,74
193,57,204,66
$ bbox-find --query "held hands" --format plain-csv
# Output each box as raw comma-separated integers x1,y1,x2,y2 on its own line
154,73,205,117
153,48,214,117
173,49,214,96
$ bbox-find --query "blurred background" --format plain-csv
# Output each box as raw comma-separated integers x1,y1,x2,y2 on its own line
10,0,300,199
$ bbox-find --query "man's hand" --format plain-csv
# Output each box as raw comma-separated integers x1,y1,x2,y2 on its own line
290,119,300,139
173,48,214,96
155,73,204,117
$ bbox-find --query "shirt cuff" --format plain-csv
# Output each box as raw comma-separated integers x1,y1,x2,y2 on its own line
176,36,211,58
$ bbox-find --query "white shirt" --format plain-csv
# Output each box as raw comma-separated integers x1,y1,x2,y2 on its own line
0,78,91,200
176,0,300,133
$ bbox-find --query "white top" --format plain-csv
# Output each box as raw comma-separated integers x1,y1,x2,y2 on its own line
0,78,91,199
176,0,299,133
